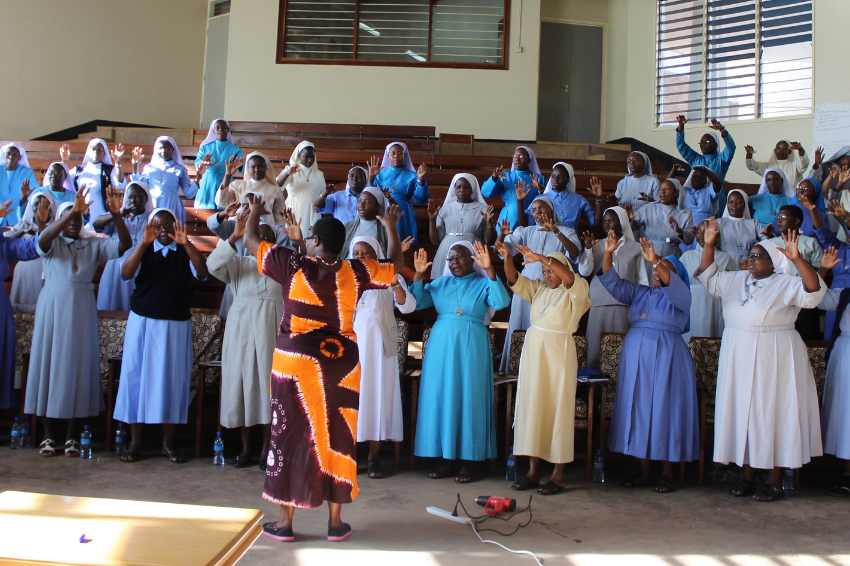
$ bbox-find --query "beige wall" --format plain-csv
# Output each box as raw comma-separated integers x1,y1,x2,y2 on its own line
606,0,849,183
541,0,608,23
0,0,208,140
224,0,542,141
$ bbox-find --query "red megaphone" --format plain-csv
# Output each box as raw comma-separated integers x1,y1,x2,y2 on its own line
474,495,517,516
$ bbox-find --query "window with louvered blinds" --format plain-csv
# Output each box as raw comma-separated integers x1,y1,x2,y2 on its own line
277,0,508,68
655,0,812,126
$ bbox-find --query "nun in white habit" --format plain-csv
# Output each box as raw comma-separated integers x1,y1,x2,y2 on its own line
67,138,127,221
716,189,767,265
697,221,825,500
746,140,811,188
428,173,493,279
277,140,326,232
350,236,416,477
216,151,286,225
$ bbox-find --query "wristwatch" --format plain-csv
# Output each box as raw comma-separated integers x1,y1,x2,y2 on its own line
653,259,663,269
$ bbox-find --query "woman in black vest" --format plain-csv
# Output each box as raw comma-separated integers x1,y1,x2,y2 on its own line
113,208,209,463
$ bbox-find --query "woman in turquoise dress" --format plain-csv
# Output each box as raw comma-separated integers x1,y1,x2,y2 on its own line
410,240,511,483
481,146,545,229
748,167,794,227
194,119,243,210
368,141,429,243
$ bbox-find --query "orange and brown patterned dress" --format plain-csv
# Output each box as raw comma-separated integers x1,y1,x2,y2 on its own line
257,241,395,508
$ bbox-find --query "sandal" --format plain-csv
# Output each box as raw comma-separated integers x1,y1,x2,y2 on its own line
828,476,850,498
538,480,566,496
367,459,383,479
455,466,474,484
39,439,57,457
729,478,756,497
621,473,648,488
655,475,676,494
512,475,540,491
753,483,784,502
327,523,352,542
120,452,140,463
64,439,80,458
262,522,294,542
233,455,253,469
428,464,454,479
162,450,186,464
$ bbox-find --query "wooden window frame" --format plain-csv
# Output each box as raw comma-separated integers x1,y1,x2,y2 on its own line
276,0,511,70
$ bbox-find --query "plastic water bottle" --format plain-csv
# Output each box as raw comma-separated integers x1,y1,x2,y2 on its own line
21,416,31,448
505,447,518,481
10,417,21,449
782,468,795,491
114,424,127,455
592,449,605,483
213,432,225,466
80,425,92,459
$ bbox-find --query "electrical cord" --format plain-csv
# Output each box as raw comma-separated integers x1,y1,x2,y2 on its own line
452,494,545,565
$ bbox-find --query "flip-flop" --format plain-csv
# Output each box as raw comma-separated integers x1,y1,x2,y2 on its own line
328,523,352,542
39,439,56,457
511,475,540,491
162,450,186,464
455,466,474,484
729,478,756,497
429,465,454,479
120,452,140,463
655,475,676,494
262,522,294,542
753,483,784,503
538,480,566,496
367,459,383,479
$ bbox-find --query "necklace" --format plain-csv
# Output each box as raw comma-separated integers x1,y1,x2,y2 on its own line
452,278,467,316
537,288,558,317
68,239,80,273
317,256,339,267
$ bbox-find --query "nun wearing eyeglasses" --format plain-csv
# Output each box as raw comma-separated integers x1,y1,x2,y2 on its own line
674,116,736,213
194,119,243,210
696,219,825,502
481,146,545,230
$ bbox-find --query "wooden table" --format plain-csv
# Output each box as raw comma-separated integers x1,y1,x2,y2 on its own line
0,491,263,566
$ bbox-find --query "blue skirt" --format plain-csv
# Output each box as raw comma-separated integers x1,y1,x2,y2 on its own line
96,256,134,311
822,335,850,459
607,326,699,462
113,312,193,424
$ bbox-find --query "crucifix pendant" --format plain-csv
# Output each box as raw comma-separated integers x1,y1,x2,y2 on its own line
455,307,463,316
72,264,78,273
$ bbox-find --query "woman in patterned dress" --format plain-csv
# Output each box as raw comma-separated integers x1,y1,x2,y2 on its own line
242,194,404,543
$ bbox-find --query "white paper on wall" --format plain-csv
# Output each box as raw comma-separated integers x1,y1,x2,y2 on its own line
813,103,850,159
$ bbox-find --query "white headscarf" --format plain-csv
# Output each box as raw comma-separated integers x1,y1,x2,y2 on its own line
286,140,319,181
200,119,233,145
545,162,576,194
151,136,184,168
21,191,57,225
512,145,542,176
361,186,386,217
1,143,31,169
758,240,790,275
703,131,721,155
123,181,154,214
444,173,486,205
242,151,280,191
757,167,794,198
81,138,113,167
442,240,494,324
148,207,176,225
57,201,99,239
722,189,752,220
349,235,384,260
663,178,689,212
381,141,415,172
604,206,635,242
44,162,75,193
625,151,653,177
350,236,404,356
345,166,370,194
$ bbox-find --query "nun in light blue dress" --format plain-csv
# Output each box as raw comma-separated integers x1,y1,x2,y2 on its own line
411,241,511,462
26,162,77,214
193,119,243,210
372,141,429,244
615,151,660,214
819,288,850,463
1,144,41,227
748,167,794,227
533,162,597,230
96,182,153,311
482,145,544,229
132,136,199,222
600,255,699,463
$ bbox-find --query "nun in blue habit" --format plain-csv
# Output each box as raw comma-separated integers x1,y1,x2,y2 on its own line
371,141,429,244
1,143,41,227
614,151,660,214
675,119,736,213
194,119,243,210
482,145,544,229
598,232,698,493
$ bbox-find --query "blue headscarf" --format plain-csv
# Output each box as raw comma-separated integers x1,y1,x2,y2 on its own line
662,254,690,333
788,177,825,237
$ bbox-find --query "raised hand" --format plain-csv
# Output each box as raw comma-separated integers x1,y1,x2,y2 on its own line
761,224,775,239
829,199,850,219
744,144,756,157
0,199,13,219
789,142,804,152
587,176,603,198
480,205,497,225
195,158,208,179
814,147,825,169
494,240,511,258
492,165,506,182
225,155,244,176
530,175,541,192
142,222,161,245
624,202,635,220
322,183,337,198
104,185,123,214
498,218,513,237
581,230,598,249
797,193,815,211
822,246,842,270
427,198,440,220
202,153,215,168
400,236,414,253
704,217,720,247
514,179,530,202
603,229,619,254
416,163,427,180
670,163,687,177
59,144,71,163
413,248,432,274
536,211,558,233
288,163,301,177
281,208,303,242
708,118,724,131
517,244,545,266
131,146,145,166
377,203,404,229
840,165,850,186
223,201,241,218
668,216,683,237
738,259,748,270
638,192,654,202
232,206,249,239
777,229,800,261
675,115,689,128
73,187,91,215
639,236,659,264
20,178,31,203
111,144,125,163
168,220,190,246
35,197,51,226
367,156,381,179
471,240,492,270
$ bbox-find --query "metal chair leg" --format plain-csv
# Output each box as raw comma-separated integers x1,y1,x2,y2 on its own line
195,367,206,460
